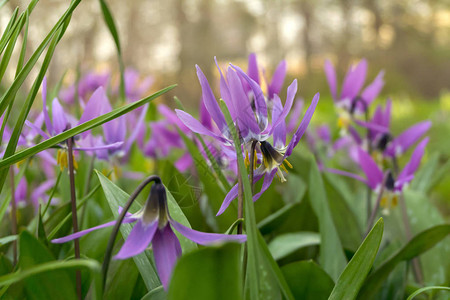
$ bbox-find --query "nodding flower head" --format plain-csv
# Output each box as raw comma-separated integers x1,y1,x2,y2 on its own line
52,178,246,289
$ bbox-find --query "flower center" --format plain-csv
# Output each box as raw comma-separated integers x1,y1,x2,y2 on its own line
259,141,292,182
56,149,78,171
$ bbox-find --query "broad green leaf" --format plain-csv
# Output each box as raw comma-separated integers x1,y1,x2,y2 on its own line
220,101,294,300
104,259,139,300
176,128,236,231
406,286,450,300
308,157,347,280
329,218,384,300
0,259,102,300
96,171,197,290
18,231,76,300
269,232,320,260
167,243,242,300
281,260,334,300
323,173,362,251
142,286,166,300
410,153,450,194
0,85,176,170
358,224,450,299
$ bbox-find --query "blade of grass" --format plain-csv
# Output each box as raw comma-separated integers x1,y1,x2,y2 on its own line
98,0,125,101
0,0,80,117
0,7,18,56
0,84,176,170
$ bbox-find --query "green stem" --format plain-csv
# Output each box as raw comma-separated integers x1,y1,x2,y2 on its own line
101,175,161,292
42,170,62,217
67,137,81,300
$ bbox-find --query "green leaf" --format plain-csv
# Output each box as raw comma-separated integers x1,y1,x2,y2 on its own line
308,157,347,280
358,224,450,299
96,171,196,290
98,0,125,100
220,101,294,300
268,232,320,260
142,286,166,300
406,286,450,300
0,85,176,170
0,259,102,300
281,260,334,300
329,218,384,300
18,231,77,300
167,243,242,300
104,259,139,300
0,235,16,246
0,7,18,57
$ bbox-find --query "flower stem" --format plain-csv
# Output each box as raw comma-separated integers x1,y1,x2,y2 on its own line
101,175,161,291
42,170,62,217
9,168,17,266
399,192,424,285
365,174,387,236
67,137,82,300
237,167,244,235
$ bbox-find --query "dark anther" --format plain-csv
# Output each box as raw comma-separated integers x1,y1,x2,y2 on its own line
377,133,392,151
350,96,368,115
385,171,395,191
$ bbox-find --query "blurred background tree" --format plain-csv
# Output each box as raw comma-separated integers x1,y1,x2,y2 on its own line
1,0,449,105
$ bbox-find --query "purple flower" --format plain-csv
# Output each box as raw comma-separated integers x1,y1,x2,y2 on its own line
52,182,246,289
60,71,110,104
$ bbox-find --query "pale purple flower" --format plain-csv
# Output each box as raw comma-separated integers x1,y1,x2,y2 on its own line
52,182,246,289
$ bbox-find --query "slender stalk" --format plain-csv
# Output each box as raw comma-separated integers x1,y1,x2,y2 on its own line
42,170,62,217
237,167,244,235
399,192,424,285
67,138,81,300
365,173,387,236
101,175,161,291
9,168,17,266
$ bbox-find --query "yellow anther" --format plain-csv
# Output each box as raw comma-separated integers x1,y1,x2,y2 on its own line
280,164,288,173
284,159,293,169
253,149,257,170
56,149,78,171
244,150,250,168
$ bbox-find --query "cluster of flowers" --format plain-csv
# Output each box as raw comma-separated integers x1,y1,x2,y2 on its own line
6,54,430,289
315,59,430,211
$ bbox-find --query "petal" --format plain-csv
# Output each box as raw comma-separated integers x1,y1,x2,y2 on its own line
25,120,50,140
51,98,68,135
231,64,268,130
385,121,431,157
253,170,276,201
286,99,304,133
361,70,384,106
122,104,149,155
397,137,429,186
270,79,297,133
271,95,286,148
115,220,158,259
158,104,189,133
357,147,383,190
216,182,239,216
52,217,137,243
286,93,319,157
175,109,227,142
214,57,236,120
324,60,337,99
152,225,182,290
196,65,228,133
268,60,287,99
170,220,246,245
174,152,193,172
341,59,367,101
247,53,260,84
74,141,123,151
324,167,367,184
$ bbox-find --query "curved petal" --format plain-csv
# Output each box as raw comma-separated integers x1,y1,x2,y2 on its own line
79,87,109,127
286,93,319,157
152,225,182,290
25,120,50,140
52,217,137,243
272,95,286,148
397,137,429,187
170,220,246,245
341,59,367,101
115,220,158,259
357,147,383,190
268,60,287,99
196,65,228,133
324,60,337,99
286,99,304,133
216,182,239,216
270,79,297,133
385,121,431,157
247,53,260,84
175,109,227,142
51,98,68,135
361,70,384,106
214,57,235,120
324,167,367,184
253,170,276,201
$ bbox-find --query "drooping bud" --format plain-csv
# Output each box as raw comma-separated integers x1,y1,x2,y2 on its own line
142,180,168,229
